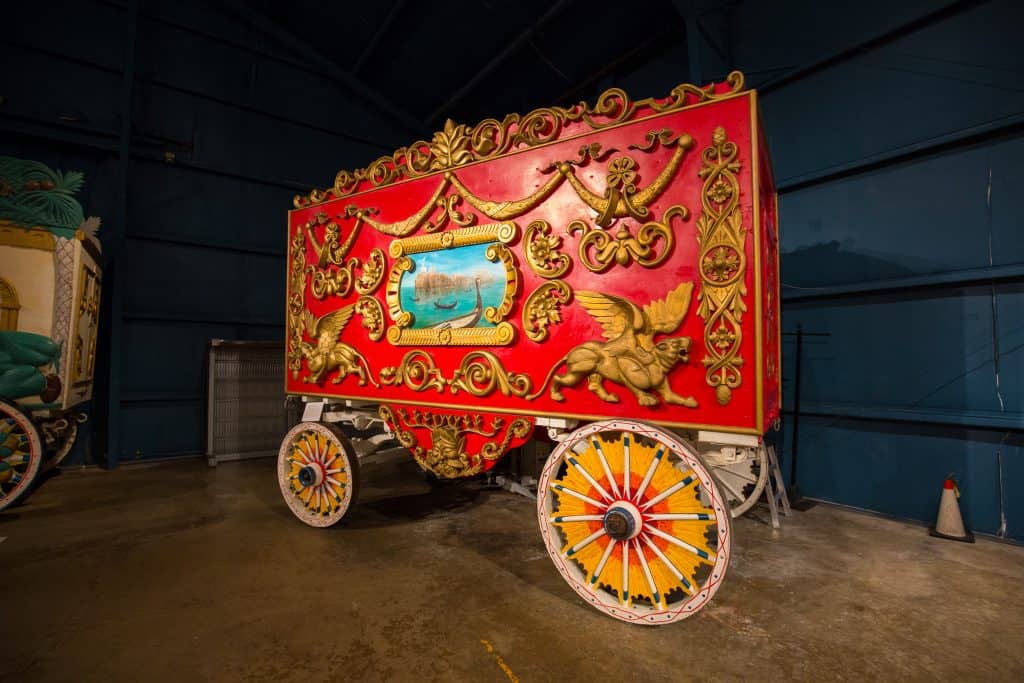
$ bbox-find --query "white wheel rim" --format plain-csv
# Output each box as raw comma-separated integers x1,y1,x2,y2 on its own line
0,402,43,512
705,444,768,518
537,420,731,625
278,422,356,527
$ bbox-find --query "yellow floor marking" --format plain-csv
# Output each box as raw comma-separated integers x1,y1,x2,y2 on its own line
480,639,519,683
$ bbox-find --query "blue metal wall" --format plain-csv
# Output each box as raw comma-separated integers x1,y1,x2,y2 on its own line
5,0,1021,539
728,0,1024,539
2,0,410,464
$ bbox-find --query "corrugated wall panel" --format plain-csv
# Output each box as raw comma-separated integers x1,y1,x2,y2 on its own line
732,0,1024,538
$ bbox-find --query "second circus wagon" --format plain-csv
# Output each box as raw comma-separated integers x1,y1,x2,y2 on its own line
279,72,780,625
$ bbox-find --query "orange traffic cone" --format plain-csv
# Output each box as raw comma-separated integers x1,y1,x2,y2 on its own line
929,476,975,543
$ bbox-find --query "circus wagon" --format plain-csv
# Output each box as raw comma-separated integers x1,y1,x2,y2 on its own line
279,72,780,625
0,158,101,511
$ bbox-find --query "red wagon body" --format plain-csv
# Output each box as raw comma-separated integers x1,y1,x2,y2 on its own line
281,73,780,625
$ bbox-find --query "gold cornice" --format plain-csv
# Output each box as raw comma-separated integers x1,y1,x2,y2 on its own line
294,72,747,208
0,221,56,251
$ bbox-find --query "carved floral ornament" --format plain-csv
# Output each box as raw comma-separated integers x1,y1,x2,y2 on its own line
293,71,745,207
696,126,748,406
378,404,532,478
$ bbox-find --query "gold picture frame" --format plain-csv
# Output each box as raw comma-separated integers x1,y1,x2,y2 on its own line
385,222,519,346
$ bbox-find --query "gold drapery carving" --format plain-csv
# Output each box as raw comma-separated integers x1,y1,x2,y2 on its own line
294,72,745,207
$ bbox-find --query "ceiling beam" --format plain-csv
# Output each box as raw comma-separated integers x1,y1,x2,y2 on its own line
352,0,407,74
423,0,574,127
219,0,423,137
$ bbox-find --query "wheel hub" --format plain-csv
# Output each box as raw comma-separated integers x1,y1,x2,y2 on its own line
297,463,324,488
603,500,642,541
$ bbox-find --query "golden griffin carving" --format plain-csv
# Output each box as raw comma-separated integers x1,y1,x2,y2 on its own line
298,306,378,387
531,282,697,408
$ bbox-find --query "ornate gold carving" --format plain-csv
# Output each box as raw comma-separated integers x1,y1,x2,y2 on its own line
306,212,358,266
354,248,385,294
72,264,101,384
523,281,572,342
387,323,516,347
388,221,515,258
483,243,517,324
287,229,308,378
354,295,384,341
301,212,373,301
446,171,566,221
297,306,379,387
294,72,746,207
449,351,533,398
307,261,354,299
528,282,697,408
348,130,691,242
696,126,747,406
385,223,519,347
555,133,694,227
357,179,450,237
568,204,686,273
0,221,56,251
379,350,446,392
524,219,570,278
378,404,532,478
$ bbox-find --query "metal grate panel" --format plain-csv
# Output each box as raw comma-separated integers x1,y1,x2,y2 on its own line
206,340,286,465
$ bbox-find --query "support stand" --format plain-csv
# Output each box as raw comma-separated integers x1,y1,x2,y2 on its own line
763,445,791,529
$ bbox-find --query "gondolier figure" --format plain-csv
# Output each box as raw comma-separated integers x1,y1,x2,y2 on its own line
0,331,61,402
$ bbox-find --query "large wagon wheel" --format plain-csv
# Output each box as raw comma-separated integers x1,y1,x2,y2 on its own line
538,419,731,625
702,444,768,518
0,400,44,512
278,422,359,527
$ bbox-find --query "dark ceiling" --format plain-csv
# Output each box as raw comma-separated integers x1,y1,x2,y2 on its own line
250,0,708,140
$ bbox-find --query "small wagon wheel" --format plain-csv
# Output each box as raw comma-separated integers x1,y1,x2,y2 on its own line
537,419,731,625
42,421,79,472
278,422,359,527
703,444,768,518
0,400,44,512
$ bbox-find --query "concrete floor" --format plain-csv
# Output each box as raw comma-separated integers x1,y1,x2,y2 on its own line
2,457,1023,682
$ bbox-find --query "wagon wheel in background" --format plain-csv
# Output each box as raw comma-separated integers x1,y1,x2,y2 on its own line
701,444,768,518
0,400,44,512
537,420,731,625
278,421,359,527
41,415,84,472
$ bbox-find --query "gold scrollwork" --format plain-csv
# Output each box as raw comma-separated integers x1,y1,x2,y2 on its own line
307,261,354,299
287,229,308,377
568,204,686,273
379,350,446,393
294,72,746,207
696,126,747,406
378,404,532,479
354,248,386,294
524,219,570,278
354,295,384,341
449,351,533,398
388,221,516,258
483,243,517,324
523,281,572,342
